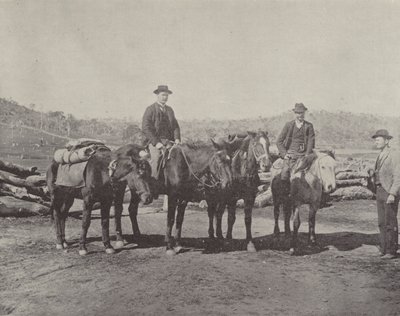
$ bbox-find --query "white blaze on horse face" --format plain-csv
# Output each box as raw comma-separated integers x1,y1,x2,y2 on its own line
108,160,117,177
258,136,271,170
320,157,336,193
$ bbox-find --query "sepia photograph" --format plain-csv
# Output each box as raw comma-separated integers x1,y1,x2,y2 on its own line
0,1,400,315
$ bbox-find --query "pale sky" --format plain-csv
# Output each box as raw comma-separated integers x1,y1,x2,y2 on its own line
1,0,400,120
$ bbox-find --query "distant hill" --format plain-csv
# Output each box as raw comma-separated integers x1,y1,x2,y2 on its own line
1,97,399,149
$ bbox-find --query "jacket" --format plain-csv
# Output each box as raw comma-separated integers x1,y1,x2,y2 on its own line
142,103,181,146
375,147,400,196
276,120,315,157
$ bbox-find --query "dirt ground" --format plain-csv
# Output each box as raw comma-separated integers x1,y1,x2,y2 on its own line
1,199,400,316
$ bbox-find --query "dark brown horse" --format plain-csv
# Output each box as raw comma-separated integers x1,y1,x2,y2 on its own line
162,141,233,255
47,146,152,255
112,141,233,255
208,131,272,251
108,144,153,249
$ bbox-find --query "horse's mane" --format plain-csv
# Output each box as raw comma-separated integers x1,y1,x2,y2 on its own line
113,143,146,159
317,150,336,160
182,140,212,151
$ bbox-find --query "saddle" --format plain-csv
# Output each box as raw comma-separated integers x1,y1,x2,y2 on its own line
290,152,318,179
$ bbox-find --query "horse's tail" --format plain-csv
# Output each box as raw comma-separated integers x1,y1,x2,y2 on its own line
46,160,59,221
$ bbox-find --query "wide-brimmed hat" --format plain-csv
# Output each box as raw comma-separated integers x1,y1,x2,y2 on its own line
153,85,172,95
371,129,393,139
293,103,308,113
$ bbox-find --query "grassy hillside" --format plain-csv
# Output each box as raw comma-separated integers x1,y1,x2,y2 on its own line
1,97,399,149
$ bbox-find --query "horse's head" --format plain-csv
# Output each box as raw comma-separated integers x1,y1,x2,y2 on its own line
315,152,337,193
247,131,272,172
125,160,153,205
210,139,233,189
108,148,153,204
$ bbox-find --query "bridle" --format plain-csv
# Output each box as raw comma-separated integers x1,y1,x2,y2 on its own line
178,145,229,189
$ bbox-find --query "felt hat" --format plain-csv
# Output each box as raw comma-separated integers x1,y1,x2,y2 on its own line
371,129,393,139
153,85,172,94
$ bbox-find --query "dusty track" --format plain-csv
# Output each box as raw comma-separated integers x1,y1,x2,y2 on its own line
1,199,400,315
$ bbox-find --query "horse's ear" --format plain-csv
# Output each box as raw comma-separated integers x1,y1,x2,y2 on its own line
210,138,222,150
247,131,256,138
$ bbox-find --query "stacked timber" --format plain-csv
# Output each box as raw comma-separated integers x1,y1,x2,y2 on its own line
0,159,50,217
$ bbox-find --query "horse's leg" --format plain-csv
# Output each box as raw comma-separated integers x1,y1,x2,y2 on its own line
60,195,74,248
113,182,126,249
79,194,94,256
290,206,301,255
207,200,216,239
283,199,292,237
100,194,115,254
226,199,236,240
128,191,141,239
308,203,318,245
244,196,256,252
53,191,64,250
215,202,225,240
273,202,280,239
165,194,177,255
174,199,188,253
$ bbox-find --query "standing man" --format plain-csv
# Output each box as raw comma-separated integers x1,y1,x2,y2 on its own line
276,103,315,182
372,129,400,259
142,85,181,180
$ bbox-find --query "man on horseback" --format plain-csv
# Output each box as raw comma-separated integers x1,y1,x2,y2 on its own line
142,85,181,181
276,103,315,184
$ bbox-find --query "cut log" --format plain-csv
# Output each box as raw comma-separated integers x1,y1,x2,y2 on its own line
330,186,374,201
336,178,368,187
0,159,40,177
237,189,273,208
0,183,50,205
0,180,49,200
0,196,50,217
25,175,47,187
336,171,368,180
0,170,45,190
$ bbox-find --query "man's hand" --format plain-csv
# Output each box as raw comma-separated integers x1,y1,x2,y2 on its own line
387,194,396,204
155,142,164,150
175,139,181,145
284,154,292,160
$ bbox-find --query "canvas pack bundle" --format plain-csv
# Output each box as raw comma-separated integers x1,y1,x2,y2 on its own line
54,145,96,164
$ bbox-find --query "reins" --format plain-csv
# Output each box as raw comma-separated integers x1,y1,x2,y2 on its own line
177,145,223,189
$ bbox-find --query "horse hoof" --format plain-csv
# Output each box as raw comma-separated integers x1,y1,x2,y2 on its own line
79,249,88,256
247,242,256,252
174,246,183,254
56,244,63,250
289,248,296,256
62,242,68,249
166,249,176,256
105,247,116,254
115,241,125,249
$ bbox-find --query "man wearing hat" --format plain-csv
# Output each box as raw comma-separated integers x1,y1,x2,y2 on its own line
371,129,400,259
142,85,181,180
276,103,315,182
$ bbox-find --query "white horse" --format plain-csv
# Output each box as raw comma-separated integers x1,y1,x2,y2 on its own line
271,151,337,255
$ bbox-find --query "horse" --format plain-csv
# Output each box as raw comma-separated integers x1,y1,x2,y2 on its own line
270,151,336,255
111,140,233,255
207,131,272,252
46,145,152,255
108,144,154,249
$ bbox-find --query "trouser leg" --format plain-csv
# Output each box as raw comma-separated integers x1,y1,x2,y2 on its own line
149,144,162,179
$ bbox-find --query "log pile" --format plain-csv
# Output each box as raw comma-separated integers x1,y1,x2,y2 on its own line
0,159,50,217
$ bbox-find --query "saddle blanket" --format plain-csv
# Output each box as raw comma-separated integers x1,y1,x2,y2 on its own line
55,161,89,188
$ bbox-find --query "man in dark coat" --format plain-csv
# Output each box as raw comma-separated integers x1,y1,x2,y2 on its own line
142,85,181,179
371,129,400,259
276,103,315,181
